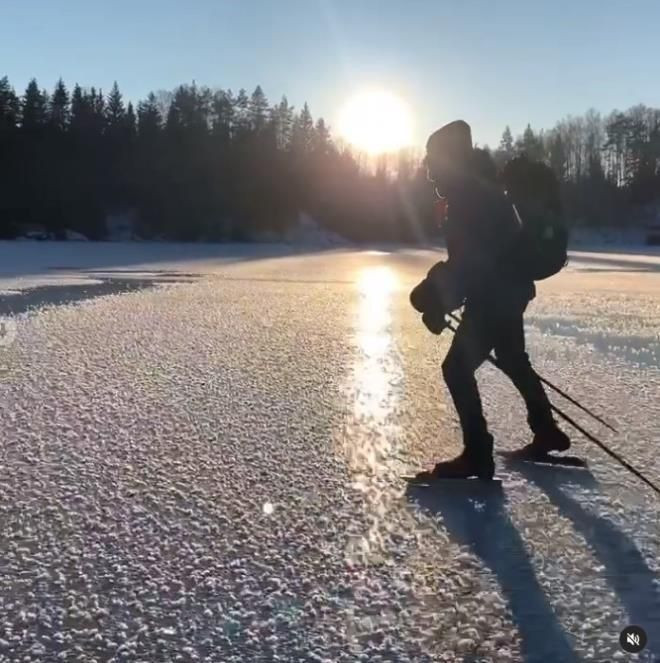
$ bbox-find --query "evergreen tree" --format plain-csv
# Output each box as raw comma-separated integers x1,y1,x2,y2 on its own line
137,92,162,136
248,85,269,132
88,87,106,134
166,97,181,132
70,84,86,131
498,125,514,158
0,77,20,238
233,88,250,136
0,76,20,131
21,78,48,129
271,95,294,150
291,102,314,155
125,102,137,138
166,84,207,133
211,89,234,142
49,78,70,130
106,81,125,127
312,118,331,155
520,123,544,161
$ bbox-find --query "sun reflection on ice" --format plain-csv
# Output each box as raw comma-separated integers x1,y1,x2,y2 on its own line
343,266,407,565
354,267,398,421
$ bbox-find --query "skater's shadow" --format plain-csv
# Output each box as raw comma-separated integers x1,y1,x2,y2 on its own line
405,480,579,663
505,458,660,657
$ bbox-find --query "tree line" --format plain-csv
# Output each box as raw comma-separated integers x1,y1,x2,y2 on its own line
0,76,434,242
1,74,658,243
492,107,660,226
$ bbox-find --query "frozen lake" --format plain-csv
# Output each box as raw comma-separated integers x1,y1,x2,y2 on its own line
0,240,659,661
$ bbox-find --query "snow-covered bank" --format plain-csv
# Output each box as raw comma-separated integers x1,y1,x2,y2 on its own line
569,226,660,252
0,214,353,289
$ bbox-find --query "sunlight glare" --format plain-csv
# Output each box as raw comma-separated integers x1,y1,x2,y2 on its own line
357,266,398,298
339,90,413,154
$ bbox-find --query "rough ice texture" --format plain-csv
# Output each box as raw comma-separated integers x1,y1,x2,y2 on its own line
0,243,659,661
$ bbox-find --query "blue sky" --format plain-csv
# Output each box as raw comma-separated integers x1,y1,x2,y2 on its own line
3,0,660,149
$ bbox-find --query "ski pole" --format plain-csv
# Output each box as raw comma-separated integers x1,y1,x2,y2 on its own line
444,320,660,497
446,312,618,433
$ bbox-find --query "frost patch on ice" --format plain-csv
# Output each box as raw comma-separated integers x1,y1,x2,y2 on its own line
529,315,660,368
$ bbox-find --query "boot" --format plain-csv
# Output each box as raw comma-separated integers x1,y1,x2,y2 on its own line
518,426,571,459
417,438,495,481
431,451,495,480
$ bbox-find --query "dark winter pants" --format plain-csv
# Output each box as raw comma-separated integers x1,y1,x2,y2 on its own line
442,286,555,457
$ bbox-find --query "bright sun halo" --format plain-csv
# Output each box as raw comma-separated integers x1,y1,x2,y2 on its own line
338,90,413,154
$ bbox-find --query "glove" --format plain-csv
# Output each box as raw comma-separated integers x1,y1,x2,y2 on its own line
410,279,447,335
422,310,447,335
410,261,450,314
426,261,464,312
410,278,432,313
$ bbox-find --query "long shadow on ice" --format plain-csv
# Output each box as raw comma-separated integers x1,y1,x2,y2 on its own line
405,480,579,663
0,278,176,317
506,458,660,659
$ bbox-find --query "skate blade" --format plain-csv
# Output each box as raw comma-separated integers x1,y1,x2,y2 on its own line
499,449,587,468
402,475,502,486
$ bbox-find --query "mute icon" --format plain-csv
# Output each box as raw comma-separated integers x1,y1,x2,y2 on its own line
620,625,647,654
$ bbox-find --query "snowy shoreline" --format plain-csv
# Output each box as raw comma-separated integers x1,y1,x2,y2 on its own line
0,235,659,293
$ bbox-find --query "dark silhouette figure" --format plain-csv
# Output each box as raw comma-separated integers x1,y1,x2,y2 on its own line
417,120,570,479
405,480,579,662
504,457,660,659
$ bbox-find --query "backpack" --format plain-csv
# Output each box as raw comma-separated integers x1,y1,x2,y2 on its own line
510,200,568,281
502,156,569,281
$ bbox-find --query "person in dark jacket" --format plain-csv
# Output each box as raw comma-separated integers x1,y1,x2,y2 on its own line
417,120,570,480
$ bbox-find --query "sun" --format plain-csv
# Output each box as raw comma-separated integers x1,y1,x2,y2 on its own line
338,89,413,154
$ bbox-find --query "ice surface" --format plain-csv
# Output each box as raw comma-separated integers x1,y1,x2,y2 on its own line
0,242,658,661
0,239,345,292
